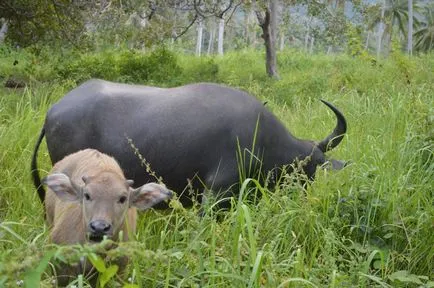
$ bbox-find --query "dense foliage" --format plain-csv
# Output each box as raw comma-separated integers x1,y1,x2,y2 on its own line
1,0,434,54
0,46,433,287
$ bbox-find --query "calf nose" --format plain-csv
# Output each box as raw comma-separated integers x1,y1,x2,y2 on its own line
89,220,112,235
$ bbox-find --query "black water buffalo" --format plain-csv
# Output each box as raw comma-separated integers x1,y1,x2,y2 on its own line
32,79,347,208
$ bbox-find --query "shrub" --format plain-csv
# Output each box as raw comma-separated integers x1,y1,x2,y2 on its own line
118,47,182,85
177,56,219,84
55,47,181,85
55,50,119,83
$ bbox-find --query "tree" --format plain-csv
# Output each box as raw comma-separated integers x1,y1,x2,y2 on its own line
414,4,434,52
188,0,241,55
217,17,225,55
322,8,347,53
407,0,413,54
254,0,280,79
245,7,258,49
207,19,216,54
196,18,204,55
0,0,86,47
0,19,8,43
377,0,386,58
368,0,421,56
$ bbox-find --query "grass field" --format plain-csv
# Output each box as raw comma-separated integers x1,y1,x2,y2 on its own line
0,47,433,287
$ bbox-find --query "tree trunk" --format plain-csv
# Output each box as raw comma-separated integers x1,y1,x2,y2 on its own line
115,34,120,48
207,20,215,55
0,20,8,43
407,0,413,55
250,10,257,49
376,0,385,59
279,30,285,51
309,36,315,54
304,15,312,52
365,31,371,50
255,0,280,79
244,8,249,46
196,19,203,56
172,2,179,44
217,18,224,55
386,16,396,55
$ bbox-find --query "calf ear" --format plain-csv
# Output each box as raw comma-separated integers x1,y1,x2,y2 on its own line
130,183,172,210
42,173,82,202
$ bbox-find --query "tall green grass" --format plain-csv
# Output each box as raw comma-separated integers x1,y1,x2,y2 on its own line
0,48,433,287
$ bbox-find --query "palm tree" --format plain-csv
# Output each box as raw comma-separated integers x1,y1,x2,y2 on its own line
414,4,434,52
407,0,413,54
386,0,409,38
369,0,421,55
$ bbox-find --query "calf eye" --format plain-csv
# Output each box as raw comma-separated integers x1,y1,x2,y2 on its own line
84,193,91,201
119,196,127,204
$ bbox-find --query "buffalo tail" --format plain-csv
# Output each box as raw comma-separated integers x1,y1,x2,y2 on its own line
31,127,46,204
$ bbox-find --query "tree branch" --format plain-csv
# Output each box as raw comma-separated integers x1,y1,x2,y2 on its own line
225,1,242,24
173,13,198,41
217,0,234,18
193,0,208,19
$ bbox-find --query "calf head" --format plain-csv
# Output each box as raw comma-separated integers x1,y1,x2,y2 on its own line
43,171,172,242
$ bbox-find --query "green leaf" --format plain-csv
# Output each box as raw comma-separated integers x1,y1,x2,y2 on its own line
170,251,184,260
388,270,423,284
123,284,139,288
99,264,118,288
24,250,55,288
248,250,264,288
373,259,382,270
88,253,106,273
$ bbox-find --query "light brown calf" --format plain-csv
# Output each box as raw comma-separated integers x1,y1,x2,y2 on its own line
43,149,171,284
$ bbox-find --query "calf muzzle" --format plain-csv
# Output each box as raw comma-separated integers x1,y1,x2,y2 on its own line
88,220,112,242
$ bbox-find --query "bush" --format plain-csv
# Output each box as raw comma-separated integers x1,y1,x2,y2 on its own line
55,50,119,83
118,47,181,84
54,47,182,85
177,56,219,84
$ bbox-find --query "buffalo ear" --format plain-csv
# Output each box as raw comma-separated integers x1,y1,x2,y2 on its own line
130,183,172,210
321,159,348,170
42,173,82,202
